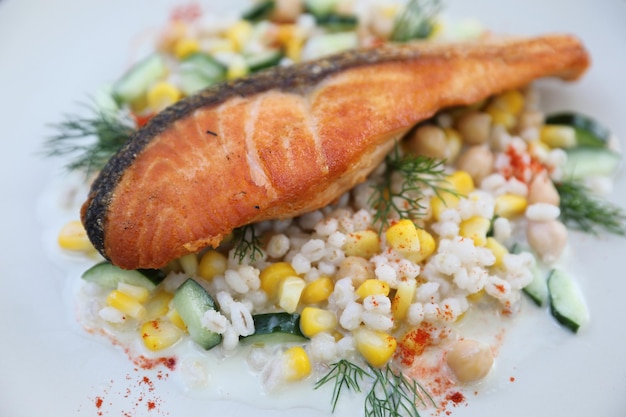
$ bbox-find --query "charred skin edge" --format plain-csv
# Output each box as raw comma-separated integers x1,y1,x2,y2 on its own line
81,35,589,263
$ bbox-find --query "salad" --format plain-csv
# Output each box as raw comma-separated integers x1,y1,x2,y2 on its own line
42,1,625,416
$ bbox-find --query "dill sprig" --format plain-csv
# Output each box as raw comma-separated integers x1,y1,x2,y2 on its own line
315,359,436,417
366,365,435,417
369,144,455,233
391,0,442,42
232,224,264,264
43,105,135,175
556,178,626,236
315,359,368,412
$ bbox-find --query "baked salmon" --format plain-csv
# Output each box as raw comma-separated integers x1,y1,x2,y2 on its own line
81,34,590,269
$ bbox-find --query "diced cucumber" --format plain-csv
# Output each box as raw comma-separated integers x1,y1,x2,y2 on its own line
301,32,358,60
242,0,275,21
245,49,283,72
173,278,222,350
179,52,227,96
510,244,549,306
82,261,159,290
112,53,167,105
545,112,610,147
523,266,549,307
563,146,621,179
304,0,340,17
547,269,589,333
315,14,359,32
240,312,307,344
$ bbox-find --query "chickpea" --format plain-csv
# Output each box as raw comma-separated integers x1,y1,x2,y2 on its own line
526,219,568,263
455,145,495,185
446,339,494,383
407,125,448,160
455,111,492,145
336,256,375,285
271,0,304,23
527,172,560,206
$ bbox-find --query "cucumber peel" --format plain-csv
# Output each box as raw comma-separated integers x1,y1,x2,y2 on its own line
82,261,159,290
173,278,222,350
547,269,589,333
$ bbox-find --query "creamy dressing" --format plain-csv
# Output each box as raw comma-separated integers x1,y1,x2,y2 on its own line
39,170,577,416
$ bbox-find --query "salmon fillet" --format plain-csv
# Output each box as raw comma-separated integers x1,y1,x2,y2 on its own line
81,34,590,269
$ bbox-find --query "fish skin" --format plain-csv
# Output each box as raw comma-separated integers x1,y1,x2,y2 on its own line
82,34,590,269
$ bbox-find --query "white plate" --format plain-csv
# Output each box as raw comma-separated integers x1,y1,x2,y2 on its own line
1,0,625,416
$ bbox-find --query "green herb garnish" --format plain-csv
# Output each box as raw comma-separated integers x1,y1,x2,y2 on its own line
556,179,626,236
232,224,264,264
316,359,435,417
315,359,368,412
391,0,442,42
44,105,134,175
369,144,455,233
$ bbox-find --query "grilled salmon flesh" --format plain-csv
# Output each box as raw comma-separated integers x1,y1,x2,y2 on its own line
81,34,590,269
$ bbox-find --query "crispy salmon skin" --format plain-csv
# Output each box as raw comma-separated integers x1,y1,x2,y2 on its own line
81,34,590,269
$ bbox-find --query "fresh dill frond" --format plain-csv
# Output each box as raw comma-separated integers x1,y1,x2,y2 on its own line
232,224,264,264
391,0,442,42
315,359,368,412
365,364,435,417
556,179,626,236
315,360,435,417
369,144,455,233
43,105,135,175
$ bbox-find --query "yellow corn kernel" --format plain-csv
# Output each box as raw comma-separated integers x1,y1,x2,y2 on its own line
430,192,460,221
443,127,463,161
353,327,397,368
225,20,253,51
406,228,436,264
300,307,338,337
178,253,198,276
58,220,93,252
260,262,297,298
485,107,516,130
173,37,200,59
167,307,187,330
447,171,475,195
198,250,228,280
356,279,390,299
285,35,305,62
141,319,182,351
227,55,249,80
527,139,550,158
391,279,417,321
300,276,334,304
145,290,173,318
343,230,380,258
147,81,182,113
459,216,491,247
466,289,485,302
540,125,576,148
276,24,297,46
494,194,528,219
278,276,306,313
489,90,525,115
485,237,508,267
386,219,420,253
283,346,312,381
117,282,150,304
106,290,146,320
